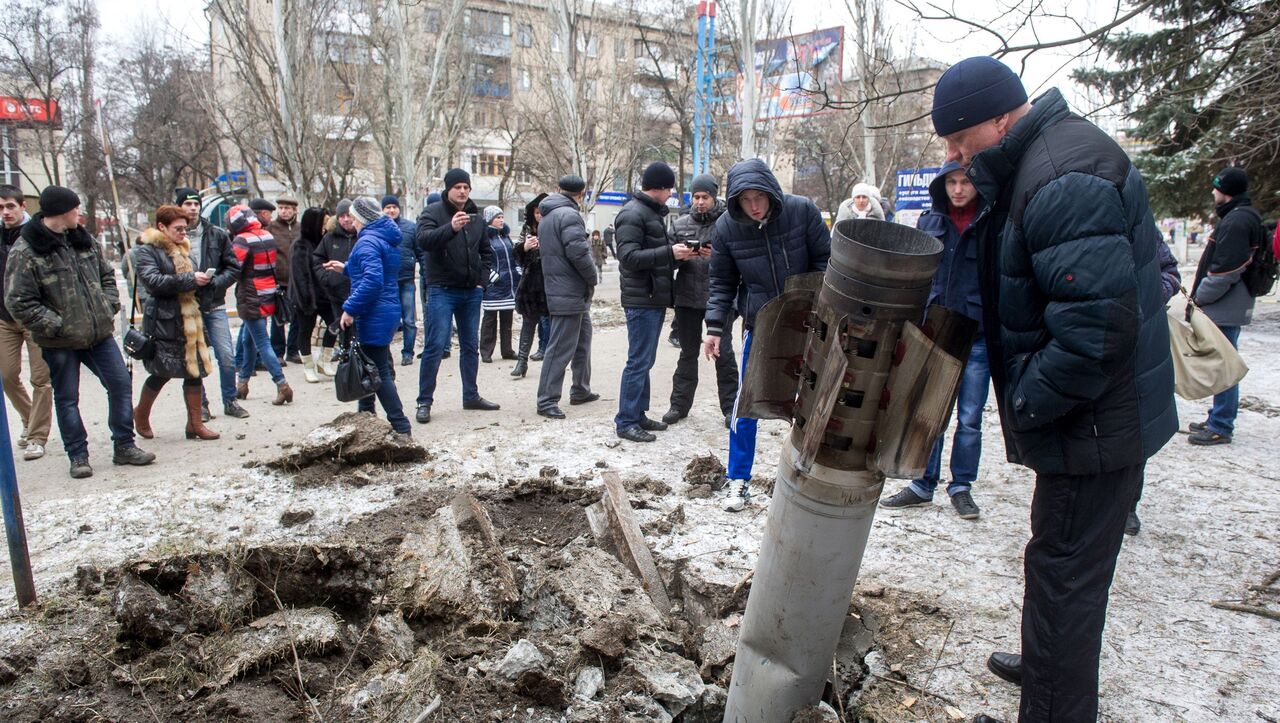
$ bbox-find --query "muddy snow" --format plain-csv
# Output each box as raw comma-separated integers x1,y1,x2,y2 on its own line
0,263,1277,722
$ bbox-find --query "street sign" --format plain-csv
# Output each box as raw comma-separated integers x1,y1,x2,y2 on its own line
596,191,630,206
215,170,249,193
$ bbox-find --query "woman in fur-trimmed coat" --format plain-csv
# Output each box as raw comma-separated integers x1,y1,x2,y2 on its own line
130,205,219,441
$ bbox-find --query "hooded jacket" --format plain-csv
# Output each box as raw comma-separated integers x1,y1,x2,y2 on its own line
918,160,986,333
615,191,675,309
966,87,1177,476
343,216,403,346
1191,195,1262,327
671,200,725,309
706,159,831,336
537,193,597,315
416,196,493,289
482,223,520,310
5,214,119,350
229,208,279,321
134,228,211,379
313,222,356,306
515,193,549,318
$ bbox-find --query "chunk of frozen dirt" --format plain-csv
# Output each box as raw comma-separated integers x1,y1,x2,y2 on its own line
266,411,428,470
574,666,604,700
198,607,341,691
112,573,187,646
625,647,704,716
494,638,546,681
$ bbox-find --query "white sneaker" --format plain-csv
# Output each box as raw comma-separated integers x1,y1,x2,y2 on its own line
22,443,44,460
721,479,751,512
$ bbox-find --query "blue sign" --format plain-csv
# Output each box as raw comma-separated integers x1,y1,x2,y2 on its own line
596,191,630,206
216,170,248,193
895,168,940,212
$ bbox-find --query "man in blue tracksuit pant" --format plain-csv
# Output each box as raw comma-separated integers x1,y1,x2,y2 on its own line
702,159,830,511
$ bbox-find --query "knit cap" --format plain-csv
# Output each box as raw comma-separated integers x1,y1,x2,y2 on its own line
931,56,1028,137
483,205,504,224
350,197,383,225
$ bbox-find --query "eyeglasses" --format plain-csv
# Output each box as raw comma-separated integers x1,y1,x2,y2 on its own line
170,225,188,234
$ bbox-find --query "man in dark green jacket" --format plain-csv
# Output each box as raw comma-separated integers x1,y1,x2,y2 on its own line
4,186,155,478
930,58,1177,723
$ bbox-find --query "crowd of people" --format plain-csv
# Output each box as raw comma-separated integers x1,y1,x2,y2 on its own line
0,52,1274,723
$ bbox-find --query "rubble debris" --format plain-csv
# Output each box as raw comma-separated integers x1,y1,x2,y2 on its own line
362,611,416,664
265,411,428,471
198,607,342,691
577,613,636,659
626,647,704,717
179,563,256,633
683,455,727,490
494,639,546,681
625,474,672,496
1240,395,1280,417
791,701,841,722
279,509,315,527
697,618,739,681
598,471,673,614
389,493,519,619
621,692,675,723
74,564,102,596
112,573,187,645
574,666,604,701
684,484,714,499
520,544,665,633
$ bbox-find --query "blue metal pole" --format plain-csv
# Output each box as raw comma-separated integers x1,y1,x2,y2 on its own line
694,4,708,176
0,379,36,607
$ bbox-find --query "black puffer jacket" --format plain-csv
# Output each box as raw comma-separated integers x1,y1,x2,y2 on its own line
615,191,674,309
968,88,1177,476
537,193,597,315
706,159,830,335
671,200,724,309
416,197,493,289
514,194,548,318
313,223,356,306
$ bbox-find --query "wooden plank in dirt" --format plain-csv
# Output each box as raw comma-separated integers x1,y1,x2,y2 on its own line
600,471,672,615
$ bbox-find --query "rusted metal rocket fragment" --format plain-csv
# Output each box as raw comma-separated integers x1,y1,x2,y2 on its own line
724,220,976,722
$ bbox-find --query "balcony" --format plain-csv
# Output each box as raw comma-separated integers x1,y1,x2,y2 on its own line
466,33,513,58
635,56,679,79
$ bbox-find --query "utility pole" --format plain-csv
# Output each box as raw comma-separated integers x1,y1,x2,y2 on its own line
739,0,758,159
854,0,877,183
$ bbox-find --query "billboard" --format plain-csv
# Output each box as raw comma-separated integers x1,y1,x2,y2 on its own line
0,97,60,126
742,27,843,121
894,167,940,228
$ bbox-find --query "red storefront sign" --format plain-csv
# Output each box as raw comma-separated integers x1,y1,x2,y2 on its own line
0,97,61,125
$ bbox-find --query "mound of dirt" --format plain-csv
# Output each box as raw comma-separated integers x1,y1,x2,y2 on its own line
265,411,429,471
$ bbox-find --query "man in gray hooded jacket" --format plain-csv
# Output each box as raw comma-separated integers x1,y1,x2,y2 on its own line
535,175,599,418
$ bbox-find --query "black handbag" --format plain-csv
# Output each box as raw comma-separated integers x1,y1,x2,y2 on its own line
334,329,380,402
122,253,156,361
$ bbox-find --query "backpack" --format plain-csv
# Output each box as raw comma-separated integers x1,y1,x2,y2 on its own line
1241,209,1278,297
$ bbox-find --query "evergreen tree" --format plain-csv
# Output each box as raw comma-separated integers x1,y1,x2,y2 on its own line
1076,1,1279,217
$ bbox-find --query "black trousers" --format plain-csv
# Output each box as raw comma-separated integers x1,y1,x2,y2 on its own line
480,309,515,358
669,306,739,417
1020,462,1143,722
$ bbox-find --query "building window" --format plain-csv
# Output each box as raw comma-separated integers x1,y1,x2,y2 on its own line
471,152,510,177
551,31,562,52
0,127,18,187
517,23,533,47
583,79,597,100
424,8,441,32
577,34,598,57
516,165,533,184
466,9,510,36
518,67,531,90
615,38,627,60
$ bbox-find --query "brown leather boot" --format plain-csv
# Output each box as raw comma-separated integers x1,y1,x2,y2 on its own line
273,381,294,405
183,386,219,440
133,384,160,439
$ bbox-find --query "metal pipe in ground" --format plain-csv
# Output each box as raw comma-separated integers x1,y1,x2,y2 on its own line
0,380,36,607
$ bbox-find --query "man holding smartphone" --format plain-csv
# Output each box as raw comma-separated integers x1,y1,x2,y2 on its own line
414,168,499,423
662,174,738,428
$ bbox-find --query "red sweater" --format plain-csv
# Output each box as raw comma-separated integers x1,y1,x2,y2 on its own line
949,203,977,234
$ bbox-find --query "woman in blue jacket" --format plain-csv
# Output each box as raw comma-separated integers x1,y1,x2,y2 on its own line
336,197,411,434
480,206,520,363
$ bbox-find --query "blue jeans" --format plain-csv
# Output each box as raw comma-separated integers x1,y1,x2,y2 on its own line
1206,325,1241,436
911,337,991,499
42,338,135,459
417,285,482,407
202,308,237,405
615,307,665,432
398,281,417,357
537,316,549,352
358,343,411,433
236,317,286,385
728,330,757,480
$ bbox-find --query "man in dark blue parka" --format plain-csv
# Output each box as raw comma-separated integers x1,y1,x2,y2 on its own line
880,161,991,520
931,58,1177,723
702,158,830,511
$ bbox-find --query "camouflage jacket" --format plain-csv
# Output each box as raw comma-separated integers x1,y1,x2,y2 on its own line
4,213,120,349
